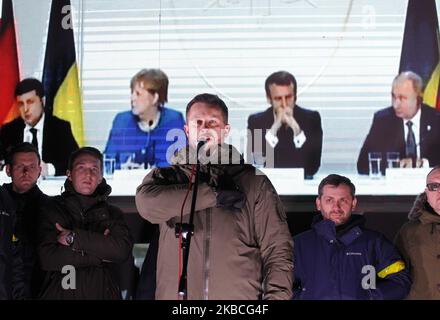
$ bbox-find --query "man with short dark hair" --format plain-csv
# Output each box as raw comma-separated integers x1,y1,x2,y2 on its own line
0,77,79,176
293,174,411,300
38,147,133,299
3,142,48,298
247,71,323,178
136,93,293,300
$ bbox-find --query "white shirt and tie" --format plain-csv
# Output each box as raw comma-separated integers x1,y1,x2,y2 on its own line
24,113,45,156
403,107,421,158
23,113,56,176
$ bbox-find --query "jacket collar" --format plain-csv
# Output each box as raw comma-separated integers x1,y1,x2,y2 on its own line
3,182,44,199
408,192,440,224
3,183,46,213
62,178,111,212
312,214,365,246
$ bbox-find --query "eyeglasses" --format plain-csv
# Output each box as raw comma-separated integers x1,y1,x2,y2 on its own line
426,183,440,192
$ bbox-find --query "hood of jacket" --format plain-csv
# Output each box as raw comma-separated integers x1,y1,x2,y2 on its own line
62,177,112,212
408,192,440,224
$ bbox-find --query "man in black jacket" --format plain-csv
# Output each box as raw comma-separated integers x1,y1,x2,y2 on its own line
0,78,79,176
0,184,25,299
247,71,323,178
357,71,440,175
38,147,133,299
4,142,48,298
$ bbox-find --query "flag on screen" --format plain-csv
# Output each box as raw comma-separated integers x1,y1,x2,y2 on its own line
0,0,20,124
399,0,440,110
42,0,84,146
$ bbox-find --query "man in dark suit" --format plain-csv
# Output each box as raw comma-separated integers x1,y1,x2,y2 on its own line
0,78,78,176
357,71,440,175
247,71,323,178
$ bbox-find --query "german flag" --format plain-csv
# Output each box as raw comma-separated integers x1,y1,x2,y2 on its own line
399,0,440,110
0,0,20,124
42,0,84,146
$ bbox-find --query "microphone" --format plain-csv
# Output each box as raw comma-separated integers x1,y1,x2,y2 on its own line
197,139,206,151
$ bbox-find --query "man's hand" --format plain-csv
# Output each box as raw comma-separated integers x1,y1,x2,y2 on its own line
55,223,73,246
212,172,245,210
283,110,301,136
215,189,245,210
270,108,284,136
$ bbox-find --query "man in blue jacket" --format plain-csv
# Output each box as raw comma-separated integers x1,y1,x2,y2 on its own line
293,174,411,299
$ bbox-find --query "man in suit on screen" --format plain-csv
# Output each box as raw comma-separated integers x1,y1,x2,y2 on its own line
357,71,440,175
247,71,323,179
0,78,78,176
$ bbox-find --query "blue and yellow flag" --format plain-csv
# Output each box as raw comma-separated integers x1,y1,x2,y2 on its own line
42,0,84,146
399,0,440,110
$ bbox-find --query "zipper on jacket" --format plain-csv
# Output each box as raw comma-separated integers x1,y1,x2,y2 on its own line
333,240,344,299
203,208,212,300
79,210,85,224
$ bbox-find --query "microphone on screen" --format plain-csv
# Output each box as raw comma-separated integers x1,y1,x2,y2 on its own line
197,139,207,152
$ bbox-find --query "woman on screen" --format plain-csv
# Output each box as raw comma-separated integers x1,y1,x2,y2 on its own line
104,68,185,169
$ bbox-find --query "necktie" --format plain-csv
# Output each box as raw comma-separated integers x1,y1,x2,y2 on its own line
405,121,416,166
30,127,38,150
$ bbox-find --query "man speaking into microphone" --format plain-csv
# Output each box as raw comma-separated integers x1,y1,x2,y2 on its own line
135,93,293,300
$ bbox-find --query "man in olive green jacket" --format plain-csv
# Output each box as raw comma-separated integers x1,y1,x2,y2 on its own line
135,93,293,300
395,165,440,299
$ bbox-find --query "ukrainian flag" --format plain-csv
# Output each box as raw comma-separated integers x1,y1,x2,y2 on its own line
399,0,440,110
42,0,84,146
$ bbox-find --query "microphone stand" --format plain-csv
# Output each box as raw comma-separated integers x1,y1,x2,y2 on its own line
175,141,204,300
144,120,152,169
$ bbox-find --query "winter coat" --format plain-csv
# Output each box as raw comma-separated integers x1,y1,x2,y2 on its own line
135,144,294,300
38,179,133,299
294,214,411,300
395,192,440,299
3,183,48,299
0,185,25,299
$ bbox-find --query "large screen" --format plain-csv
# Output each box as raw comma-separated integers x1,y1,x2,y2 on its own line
10,0,437,195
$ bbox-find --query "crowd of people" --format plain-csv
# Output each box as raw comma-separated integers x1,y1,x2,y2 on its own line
0,69,440,300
